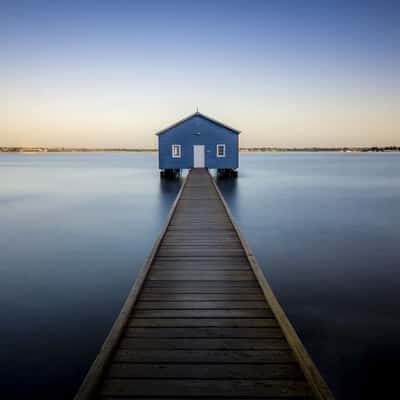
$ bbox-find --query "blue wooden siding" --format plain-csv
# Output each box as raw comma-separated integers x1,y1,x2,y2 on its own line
158,115,239,169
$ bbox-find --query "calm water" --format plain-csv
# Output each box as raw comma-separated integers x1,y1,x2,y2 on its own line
0,153,182,399
218,153,400,400
1,152,399,399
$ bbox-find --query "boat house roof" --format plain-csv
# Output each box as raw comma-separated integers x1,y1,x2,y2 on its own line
155,111,241,135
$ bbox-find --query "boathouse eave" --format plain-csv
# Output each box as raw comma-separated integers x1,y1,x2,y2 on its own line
155,111,241,136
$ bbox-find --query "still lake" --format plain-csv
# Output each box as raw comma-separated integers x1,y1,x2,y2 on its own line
1,152,399,399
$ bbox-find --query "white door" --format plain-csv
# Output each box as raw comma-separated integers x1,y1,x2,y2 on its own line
193,145,205,168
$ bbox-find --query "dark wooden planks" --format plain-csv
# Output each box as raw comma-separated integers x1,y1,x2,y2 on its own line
124,327,284,338
100,379,312,398
131,309,274,318
139,293,263,300
127,318,279,328
119,337,289,350
106,363,304,379
140,286,263,294
76,168,331,400
147,270,254,280
151,265,251,271
113,349,296,363
143,280,260,288
135,300,268,309
96,169,316,398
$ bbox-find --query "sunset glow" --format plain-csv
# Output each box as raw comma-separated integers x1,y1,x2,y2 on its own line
2,1,399,147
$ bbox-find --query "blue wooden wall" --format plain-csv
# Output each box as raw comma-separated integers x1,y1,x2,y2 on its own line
158,114,239,169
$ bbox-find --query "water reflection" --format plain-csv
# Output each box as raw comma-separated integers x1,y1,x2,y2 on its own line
217,153,400,400
215,174,238,195
2,152,399,400
157,176,183,217
0,153,181,400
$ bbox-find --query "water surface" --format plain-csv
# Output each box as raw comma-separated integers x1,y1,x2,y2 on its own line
1,152,399,399
218,152,400,400
0,152,181,399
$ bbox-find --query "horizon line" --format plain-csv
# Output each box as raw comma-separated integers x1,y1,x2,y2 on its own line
1,146,399,152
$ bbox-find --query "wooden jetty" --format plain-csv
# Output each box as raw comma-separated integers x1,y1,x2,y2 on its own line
75,168,334,400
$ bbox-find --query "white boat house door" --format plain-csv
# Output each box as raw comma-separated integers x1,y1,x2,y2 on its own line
193,145,205,168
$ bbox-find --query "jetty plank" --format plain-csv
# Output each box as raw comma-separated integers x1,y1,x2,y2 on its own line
118,337,289,349
106,363,303,379
74,168,334,400
100,379,312,397
138,292,263,300
123,327,285,338
127,317,279,328
134,300,268,309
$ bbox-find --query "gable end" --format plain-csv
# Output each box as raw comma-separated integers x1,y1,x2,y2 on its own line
156,112,240,136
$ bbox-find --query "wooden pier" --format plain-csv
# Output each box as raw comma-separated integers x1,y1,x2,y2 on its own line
75,168,334,400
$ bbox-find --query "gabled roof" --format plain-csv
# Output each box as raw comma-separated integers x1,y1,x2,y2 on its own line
155,111,241,135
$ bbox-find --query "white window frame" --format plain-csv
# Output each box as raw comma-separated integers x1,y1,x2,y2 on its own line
172,144,181,158
216,144,226,158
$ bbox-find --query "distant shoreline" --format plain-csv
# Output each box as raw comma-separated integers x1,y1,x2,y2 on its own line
1,146,399,153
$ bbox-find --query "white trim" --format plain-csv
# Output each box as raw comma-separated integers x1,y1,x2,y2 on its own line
172,144,181,158
216,144,226,157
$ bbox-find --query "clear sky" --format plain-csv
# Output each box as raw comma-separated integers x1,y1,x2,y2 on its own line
1,0,399,148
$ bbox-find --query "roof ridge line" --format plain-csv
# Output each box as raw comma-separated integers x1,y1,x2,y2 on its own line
155,112,240,135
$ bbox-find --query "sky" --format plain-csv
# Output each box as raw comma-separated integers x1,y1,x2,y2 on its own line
1,0,399,148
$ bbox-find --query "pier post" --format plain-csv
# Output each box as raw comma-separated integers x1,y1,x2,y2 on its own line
160,168,181,178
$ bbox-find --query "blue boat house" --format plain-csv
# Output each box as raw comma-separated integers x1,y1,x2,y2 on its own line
157,111,240,177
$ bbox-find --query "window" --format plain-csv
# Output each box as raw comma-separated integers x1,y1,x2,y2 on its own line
216,144,226,157
172,144,181,158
